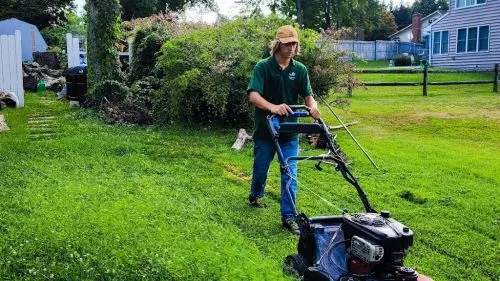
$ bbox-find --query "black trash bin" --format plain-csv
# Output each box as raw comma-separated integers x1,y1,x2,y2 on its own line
64,65,87,101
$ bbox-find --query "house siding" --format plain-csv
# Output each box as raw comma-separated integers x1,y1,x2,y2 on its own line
430,0,500,70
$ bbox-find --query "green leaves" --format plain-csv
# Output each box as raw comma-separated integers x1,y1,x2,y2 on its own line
153,16,356,125
86,0,122,91
0,0,73,29
155,17,287,125
120,0,215,21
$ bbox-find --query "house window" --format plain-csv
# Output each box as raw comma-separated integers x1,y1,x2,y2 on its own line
433,32,440,54
457,29,467,53
457,26,489,53
433,31,448,55
441,31,449,54
456,0,486,8
467,27,478,52
479,26,489,51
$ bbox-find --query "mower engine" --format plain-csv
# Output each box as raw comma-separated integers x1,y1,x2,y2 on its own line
342,211,419,280
292,211,432,281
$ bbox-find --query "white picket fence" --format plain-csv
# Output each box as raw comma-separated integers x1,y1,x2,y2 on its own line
0,30,24,107
66,33,132,68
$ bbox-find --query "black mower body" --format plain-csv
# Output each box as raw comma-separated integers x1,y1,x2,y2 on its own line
266,106,432,281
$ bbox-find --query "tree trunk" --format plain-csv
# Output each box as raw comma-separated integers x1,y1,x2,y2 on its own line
87,0,100,87
86,0,121,88
325,0,331,29
296,0,303,28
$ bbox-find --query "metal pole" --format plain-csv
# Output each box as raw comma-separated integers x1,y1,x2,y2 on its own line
494,63,499,93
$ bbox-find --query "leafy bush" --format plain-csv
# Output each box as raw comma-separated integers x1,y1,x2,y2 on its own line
130,26,171,81
154,16,282,125
298,31,359,97
129,76,161,111
154,15,355,125
124,13,204,82
90,78,159,124
89,80,129,104
394,54,412,66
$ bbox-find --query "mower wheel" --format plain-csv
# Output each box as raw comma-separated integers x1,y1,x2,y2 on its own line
283,254,308,277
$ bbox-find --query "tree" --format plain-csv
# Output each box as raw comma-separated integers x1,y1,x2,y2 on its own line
41,12,86,48
365,10,398,40
0,0,73,29
86,0,122,88
411,0,449,17
121,0,158,20
274,0,386,33
119,0,214,21
391,3,412,30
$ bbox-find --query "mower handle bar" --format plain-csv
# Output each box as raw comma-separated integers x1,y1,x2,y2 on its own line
287,105,312,118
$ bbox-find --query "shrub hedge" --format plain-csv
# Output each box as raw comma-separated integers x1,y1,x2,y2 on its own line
130,26,172,82
394,54,412,66
153,16,354,126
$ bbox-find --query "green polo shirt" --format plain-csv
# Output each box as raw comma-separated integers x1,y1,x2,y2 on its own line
247,55,313,140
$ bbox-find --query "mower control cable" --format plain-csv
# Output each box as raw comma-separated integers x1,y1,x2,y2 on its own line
316,94,380,170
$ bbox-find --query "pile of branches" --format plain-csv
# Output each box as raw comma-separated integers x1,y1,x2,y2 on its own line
99,101,154,125
23,62,65,92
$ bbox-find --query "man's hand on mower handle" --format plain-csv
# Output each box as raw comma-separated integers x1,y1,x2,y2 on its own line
309,106,321,120
271,103,293,116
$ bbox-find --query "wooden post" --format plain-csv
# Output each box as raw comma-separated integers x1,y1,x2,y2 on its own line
347,72,353,97
494,63,499,93
423,63,428,96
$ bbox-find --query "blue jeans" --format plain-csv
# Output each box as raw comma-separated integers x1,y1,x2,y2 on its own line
250,138,299,222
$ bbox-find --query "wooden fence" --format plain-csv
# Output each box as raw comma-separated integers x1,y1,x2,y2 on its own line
357,64,499,96
0,30,24,107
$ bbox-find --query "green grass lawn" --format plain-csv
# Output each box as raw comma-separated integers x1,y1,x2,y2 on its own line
357,72,493,83
353,60,391,69
0,85,499,280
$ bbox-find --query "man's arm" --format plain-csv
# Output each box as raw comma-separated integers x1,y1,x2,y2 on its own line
249,91,293,116
305,95,321,119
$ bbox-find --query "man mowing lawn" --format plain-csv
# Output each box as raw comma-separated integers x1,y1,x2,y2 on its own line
247,25,321,235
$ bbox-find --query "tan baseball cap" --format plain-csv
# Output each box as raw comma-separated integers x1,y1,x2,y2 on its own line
276,25,299,44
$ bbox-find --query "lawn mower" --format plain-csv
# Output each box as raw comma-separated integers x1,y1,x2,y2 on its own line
266,105,433,281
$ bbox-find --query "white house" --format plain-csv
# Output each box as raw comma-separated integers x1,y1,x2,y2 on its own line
389,11,445,43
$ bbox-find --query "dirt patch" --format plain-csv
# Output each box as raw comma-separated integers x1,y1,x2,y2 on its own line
412,112,453,119
224,165,251,182
0,115,9,132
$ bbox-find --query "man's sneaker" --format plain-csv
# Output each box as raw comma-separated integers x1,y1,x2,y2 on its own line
248,195,266,208
283,218,300,235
